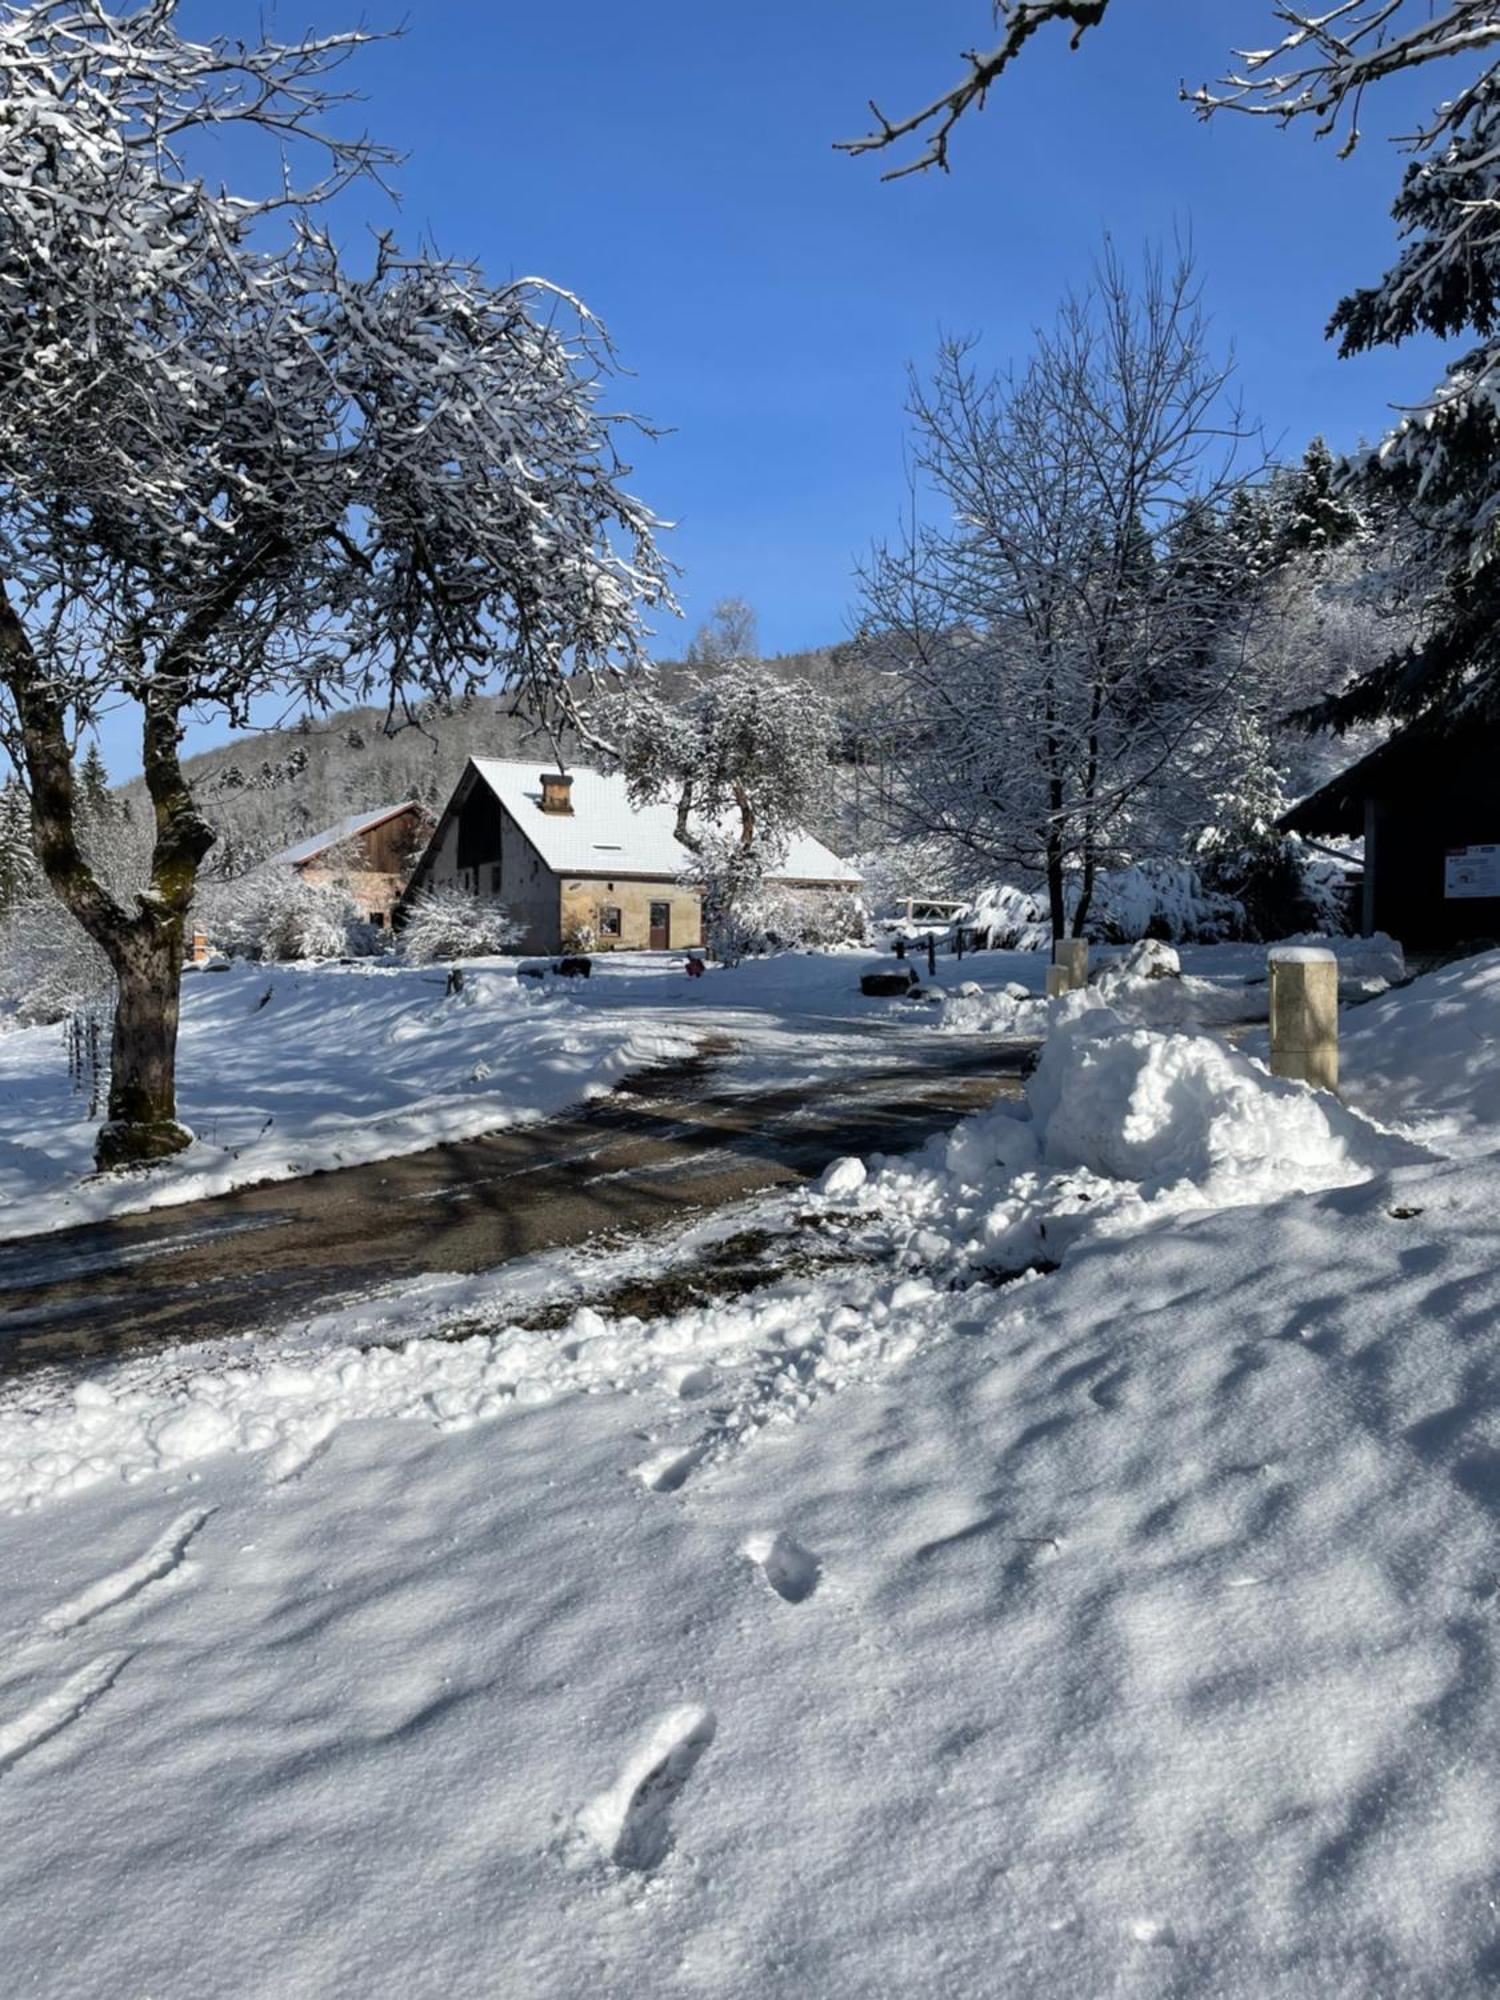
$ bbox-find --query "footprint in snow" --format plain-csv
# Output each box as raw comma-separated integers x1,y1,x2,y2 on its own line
743,1532,821,1605
577,1705,717,1874
633,1443,706,1494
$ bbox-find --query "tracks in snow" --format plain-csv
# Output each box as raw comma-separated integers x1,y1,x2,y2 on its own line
42,1507,212,1634
1,1504,214,1780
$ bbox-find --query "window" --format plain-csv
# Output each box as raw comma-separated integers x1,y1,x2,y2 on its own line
600,904,622,938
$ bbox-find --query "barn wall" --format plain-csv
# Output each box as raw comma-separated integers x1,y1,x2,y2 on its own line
1370,785,1500,948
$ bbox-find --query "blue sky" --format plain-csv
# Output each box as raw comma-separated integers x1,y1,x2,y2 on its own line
92,0,1451,778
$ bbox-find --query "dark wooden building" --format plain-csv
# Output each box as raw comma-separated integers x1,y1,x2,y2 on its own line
1281,718,1500,948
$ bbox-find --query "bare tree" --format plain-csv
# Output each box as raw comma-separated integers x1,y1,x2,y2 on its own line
0,3,670,1168
860,245,1258,940
685,597,761,669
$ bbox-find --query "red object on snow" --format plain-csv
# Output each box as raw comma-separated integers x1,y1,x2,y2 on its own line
685,955,706,978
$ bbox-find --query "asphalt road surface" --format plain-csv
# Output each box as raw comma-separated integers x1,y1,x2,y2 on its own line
0,1036,1030,1374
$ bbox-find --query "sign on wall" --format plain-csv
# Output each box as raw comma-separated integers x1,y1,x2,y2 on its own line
1444,845,1500,898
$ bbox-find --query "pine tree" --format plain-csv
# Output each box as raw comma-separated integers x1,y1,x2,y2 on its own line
1276,439,1364,561
0,777,36,919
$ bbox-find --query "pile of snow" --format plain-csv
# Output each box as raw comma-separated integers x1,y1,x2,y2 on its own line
822,1001,1412,1277
936,939,1259,1036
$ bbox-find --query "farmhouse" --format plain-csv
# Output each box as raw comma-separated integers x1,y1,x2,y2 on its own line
1282,716,1500,948
402,759,861,954
270,801,430,930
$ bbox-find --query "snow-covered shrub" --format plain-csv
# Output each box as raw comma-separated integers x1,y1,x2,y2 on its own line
0,893,114,1026
1083,861,1244,945
399,887,521,964
199,869,368,962
967,882,1048,950
681,832,769,966
964,865,1241,950
1195,826,1351,942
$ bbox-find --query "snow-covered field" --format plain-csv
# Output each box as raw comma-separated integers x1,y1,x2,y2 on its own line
9,935,1496,1996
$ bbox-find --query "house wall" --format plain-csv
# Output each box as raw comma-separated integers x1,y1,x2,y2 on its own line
417,781,559,952
300,865,407,929
559,877,703,952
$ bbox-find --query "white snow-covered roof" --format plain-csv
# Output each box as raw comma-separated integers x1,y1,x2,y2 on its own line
469,760,861,885
271,802,418,869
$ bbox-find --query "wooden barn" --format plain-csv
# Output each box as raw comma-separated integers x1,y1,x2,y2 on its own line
1281,717,1500,948
270,801,431,930
402,759,861,955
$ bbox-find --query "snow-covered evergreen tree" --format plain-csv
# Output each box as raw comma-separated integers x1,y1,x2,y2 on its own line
0,774,34,919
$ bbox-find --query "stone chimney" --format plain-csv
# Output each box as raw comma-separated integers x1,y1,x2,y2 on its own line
540,771,574,815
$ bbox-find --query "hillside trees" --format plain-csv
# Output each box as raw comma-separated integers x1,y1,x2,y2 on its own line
860,246,1260,941
0,2,668,1169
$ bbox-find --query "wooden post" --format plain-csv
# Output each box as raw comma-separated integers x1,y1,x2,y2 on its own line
189,928,210,965
1053,938,1089,991
926,931,937,978
1269,946,1339,1091
1045,964,1071,1000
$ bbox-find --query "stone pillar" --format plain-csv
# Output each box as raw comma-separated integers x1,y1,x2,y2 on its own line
1045,964,1071,1001
1053,938,1089,991
1269,946,1339,1091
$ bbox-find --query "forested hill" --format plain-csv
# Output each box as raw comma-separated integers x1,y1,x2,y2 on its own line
134,642,877,881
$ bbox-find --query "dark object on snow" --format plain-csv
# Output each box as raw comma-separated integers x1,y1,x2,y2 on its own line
516,963,547,981
894,937,907,960
685,955,706,978
554,955,592,978
861,968,919,997
445,966,466,996
926,931,937,977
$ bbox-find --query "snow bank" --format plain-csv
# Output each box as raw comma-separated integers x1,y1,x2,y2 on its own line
1342,946,1500,1154
1029,1007,1388,1198
822,1002,1413,1278
0,959,696,1240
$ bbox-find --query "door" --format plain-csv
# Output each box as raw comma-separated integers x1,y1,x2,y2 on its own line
649,900,671,950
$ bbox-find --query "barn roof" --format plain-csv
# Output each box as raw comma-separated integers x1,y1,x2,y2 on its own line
469,760,862,885
270,801,419,869
1280,717,1476,839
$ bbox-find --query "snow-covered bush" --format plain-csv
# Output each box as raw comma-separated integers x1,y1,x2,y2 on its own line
964,864,1242,950
967,882,1048,950
399,888,522,964
1195,825,1352,942
198,870,369,963
744,885,869,954
0,893,114,1026
1084,861,1244,945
